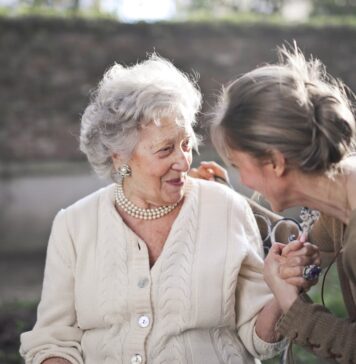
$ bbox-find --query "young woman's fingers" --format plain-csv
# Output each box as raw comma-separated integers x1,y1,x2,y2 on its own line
285,277,318,290
188,168,200,178
200,161,229,181
279,265,304,280
283,242,319,257
281,240,304,256
196,165,215,180
283,253,320,268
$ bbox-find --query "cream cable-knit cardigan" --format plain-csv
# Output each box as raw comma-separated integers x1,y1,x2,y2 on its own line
20,178,285,364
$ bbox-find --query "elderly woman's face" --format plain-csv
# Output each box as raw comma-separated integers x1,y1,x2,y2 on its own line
119,118,194,207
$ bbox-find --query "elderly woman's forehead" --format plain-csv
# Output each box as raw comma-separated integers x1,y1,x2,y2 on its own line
147,118,192,134
159,124,192,138
142,120,192,143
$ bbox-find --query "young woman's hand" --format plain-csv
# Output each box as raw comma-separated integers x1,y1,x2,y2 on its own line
279,241,321,291
189,161,230,185
263,243,299,313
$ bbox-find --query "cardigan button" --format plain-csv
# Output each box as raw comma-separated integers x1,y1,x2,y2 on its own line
131,354,143,364
138,278,149,288
138,315,150,328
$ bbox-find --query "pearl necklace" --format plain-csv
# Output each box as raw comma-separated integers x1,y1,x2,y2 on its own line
115,181,179,220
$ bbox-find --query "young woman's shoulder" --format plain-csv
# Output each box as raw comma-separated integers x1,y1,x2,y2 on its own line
344,155,356,210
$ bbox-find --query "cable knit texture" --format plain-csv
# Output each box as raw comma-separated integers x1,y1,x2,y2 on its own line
20,178,286,364
276,211,356,363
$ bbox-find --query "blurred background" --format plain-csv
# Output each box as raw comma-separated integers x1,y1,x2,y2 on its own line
0,0,355,362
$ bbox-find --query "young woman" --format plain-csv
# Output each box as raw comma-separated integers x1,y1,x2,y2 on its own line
205,45,356,363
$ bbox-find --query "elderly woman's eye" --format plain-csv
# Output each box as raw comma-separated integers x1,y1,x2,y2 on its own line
182,139,192,151
159,146,173,153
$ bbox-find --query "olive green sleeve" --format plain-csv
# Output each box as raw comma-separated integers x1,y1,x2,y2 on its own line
276,293,356,363
308,214,338,268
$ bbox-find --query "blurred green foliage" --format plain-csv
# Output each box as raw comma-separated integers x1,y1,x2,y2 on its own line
312,0,356,16
184,0,356,16
1,0,356,26
0,0,116,19
176,11,356,27
177,0,356,26
0,5,116,19
1,6,356,27
0,301,37,364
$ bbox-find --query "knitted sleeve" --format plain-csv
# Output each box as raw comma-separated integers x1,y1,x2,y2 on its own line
233,198,287,360
277,293,356,363
20,210,84,364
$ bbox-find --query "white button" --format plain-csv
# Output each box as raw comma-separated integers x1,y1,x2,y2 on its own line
131,354,142,364
138,315,150,328
138,278,149,288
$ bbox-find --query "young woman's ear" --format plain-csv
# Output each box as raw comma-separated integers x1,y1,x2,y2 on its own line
270,149,286,177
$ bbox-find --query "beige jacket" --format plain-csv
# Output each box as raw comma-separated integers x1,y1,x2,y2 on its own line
20,178,285,364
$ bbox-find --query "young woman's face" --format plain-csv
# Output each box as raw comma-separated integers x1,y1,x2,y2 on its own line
228,149,287,211
114,118,194,207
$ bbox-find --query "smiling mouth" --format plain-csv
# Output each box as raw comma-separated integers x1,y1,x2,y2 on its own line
166,177,185,186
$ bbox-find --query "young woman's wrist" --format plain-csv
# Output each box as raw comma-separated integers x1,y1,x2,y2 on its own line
277,290,298,313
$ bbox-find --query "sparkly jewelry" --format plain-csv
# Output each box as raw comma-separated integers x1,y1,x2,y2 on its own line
112,164,132,182
303,264,322,281
114,180,179,220
117,164,132,178
300,207,320,236
300,207,322,280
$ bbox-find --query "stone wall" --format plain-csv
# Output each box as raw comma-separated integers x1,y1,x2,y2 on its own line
1,17,356,163
0,17,355,253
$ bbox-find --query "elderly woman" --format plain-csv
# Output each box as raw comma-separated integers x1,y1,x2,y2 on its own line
205,45,356,363
20,55,288,364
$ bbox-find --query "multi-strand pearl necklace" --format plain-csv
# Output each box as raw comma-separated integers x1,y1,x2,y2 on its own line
114,180,179,220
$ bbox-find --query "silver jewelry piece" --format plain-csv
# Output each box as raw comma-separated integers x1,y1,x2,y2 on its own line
303,264,322,281
114,179,179,220
117,164,132,178
300,207,320,236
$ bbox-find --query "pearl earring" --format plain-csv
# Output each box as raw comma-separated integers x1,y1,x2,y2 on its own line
118,164,132,178
113,164,132,181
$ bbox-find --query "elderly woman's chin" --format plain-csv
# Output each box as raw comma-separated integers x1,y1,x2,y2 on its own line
163,178,187,203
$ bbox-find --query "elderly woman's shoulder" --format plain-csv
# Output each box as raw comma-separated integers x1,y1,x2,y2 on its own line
191,177,248,208
60,183,115,218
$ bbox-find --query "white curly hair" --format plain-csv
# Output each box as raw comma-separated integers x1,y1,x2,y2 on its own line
80,54,202,179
